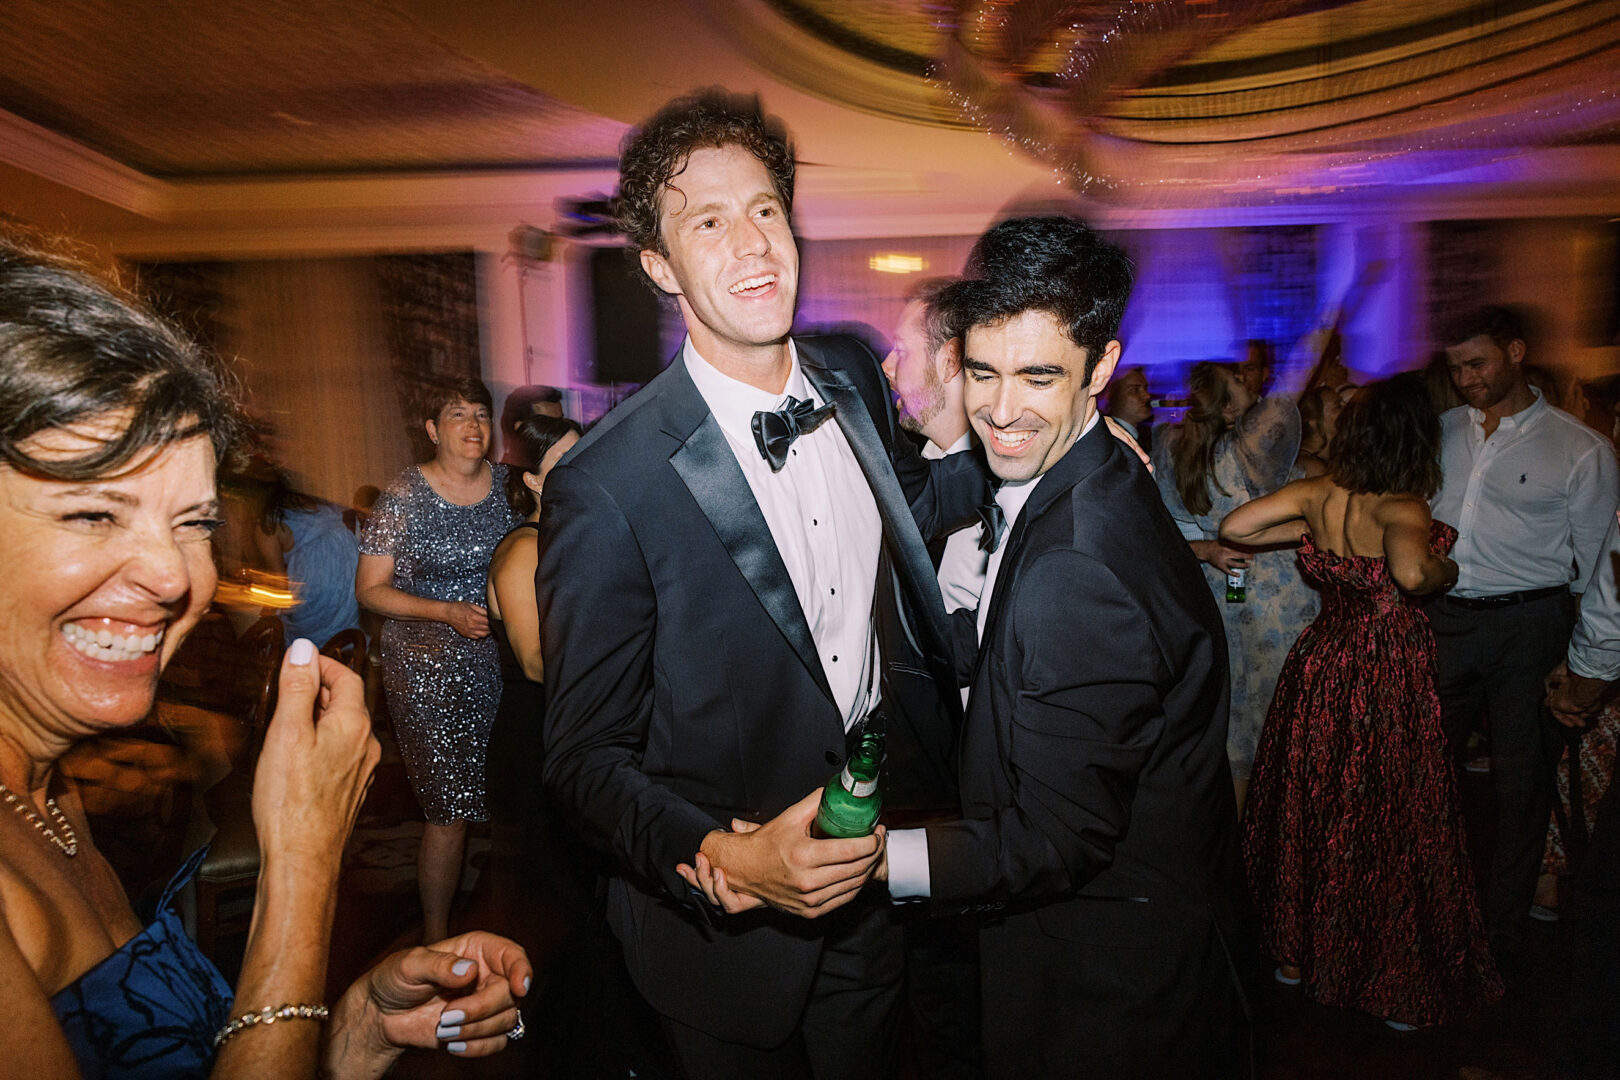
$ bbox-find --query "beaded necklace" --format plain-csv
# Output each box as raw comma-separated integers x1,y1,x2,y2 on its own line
0,782,78,856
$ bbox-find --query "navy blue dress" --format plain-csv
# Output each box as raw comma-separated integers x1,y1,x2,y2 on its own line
50,849,233,1079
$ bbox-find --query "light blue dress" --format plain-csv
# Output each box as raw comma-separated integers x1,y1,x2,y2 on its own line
1151,395,1320,780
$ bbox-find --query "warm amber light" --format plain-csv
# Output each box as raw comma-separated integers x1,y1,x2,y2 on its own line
869,254,927,274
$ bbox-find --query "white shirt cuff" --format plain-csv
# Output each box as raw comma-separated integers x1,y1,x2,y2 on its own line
1568,644,1620,683
886,827,931,900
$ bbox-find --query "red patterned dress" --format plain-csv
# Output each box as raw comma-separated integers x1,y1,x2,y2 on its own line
1242,521,1502,1025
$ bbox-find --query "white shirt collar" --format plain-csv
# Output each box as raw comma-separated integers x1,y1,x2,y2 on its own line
683,337,815,442
1467,385,1546,435
921,429,973,461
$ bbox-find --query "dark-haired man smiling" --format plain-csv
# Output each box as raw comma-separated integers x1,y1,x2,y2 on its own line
881,216,1254,1079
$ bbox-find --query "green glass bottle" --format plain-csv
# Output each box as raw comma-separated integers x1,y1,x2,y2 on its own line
813,730,885,838
1225,567,1246,604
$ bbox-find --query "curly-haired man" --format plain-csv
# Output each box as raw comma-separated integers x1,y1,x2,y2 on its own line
538,90,987,1077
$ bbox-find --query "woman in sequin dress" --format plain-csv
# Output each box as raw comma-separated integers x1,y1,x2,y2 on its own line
1151,361,1319,811
357,377,517,943
1221,377,1502,1029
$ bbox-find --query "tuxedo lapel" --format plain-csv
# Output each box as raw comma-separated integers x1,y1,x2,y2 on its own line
972,420,1117,683
799,341,953,664
663,359,836,708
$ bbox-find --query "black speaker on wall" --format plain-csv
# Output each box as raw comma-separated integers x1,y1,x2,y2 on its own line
589,246,665,385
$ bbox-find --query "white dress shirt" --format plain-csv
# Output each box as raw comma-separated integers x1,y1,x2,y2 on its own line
922,432,989,615
1431,389,1618,598
889,415,1098,900
1569,512,1620,681
684,339,883,730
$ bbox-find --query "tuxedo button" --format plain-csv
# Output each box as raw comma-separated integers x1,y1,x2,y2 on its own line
825,750,841,766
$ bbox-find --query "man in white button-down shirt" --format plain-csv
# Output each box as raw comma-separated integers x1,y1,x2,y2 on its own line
1430,304,1620,960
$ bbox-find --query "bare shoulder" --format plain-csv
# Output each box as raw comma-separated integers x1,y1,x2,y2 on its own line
1370,492,1433,528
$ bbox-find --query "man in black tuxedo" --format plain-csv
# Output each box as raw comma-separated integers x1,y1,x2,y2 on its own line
879,217,1255,1078
537,90,983,1079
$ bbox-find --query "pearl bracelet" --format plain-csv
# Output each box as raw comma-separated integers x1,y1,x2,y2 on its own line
213,1003,330,1050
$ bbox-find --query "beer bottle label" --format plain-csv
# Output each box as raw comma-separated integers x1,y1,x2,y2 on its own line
841,767,877,797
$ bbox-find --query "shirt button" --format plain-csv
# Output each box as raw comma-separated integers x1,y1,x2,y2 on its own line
831,655,838,662
812,518,818,526
830,587,836,595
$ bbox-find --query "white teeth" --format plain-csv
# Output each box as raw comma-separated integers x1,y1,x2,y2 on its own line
994,430,1035,447
62,622,165,662
729,275,774,294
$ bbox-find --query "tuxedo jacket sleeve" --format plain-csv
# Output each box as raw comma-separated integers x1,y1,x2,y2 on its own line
924,549,1166,905
537,461,722,902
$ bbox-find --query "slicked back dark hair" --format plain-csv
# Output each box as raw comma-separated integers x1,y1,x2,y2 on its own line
1329,374,1444,499
615,89,796,278
504,414,583,516
940,216,1133,380
1440,304,1527,354
0,231,239,481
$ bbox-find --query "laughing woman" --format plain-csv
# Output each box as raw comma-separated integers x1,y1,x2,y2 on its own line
0,234,529,1079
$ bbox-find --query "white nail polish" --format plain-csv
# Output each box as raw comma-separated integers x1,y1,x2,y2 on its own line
287,638,315,666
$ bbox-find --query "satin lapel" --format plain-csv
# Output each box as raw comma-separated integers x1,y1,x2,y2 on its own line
667,380,835,708
799,348,953,662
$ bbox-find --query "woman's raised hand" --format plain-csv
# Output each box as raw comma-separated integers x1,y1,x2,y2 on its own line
252,638,381,869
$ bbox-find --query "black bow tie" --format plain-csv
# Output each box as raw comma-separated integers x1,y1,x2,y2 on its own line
752,396,836,472
977,502,1006,553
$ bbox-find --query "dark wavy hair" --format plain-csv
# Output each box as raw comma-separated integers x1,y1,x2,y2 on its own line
939,216,1133,379
1329,374,1443,499
615,89,795,276
504,414,583,516
1166,361,1240,518
0,231,239,481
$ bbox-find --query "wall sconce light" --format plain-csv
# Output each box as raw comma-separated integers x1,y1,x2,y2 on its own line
869,253,927,274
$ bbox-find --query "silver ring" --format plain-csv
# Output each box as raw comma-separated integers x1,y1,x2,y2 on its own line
506,1014,526,1041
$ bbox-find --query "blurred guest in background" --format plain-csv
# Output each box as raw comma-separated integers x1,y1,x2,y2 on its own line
882,276,986,615
1152,360,1318,811
1103,364,1154,450
1293,385,1342,479
0,234,528,1079
253,466,363,649
356,377,518,943
1429,304,1618,964
1542,513,1620,1079
1237,339,1275,400
485,414,581,824
344,483,381,537
880,276,984,1079
499,384,564,463
1223,376,1501,1030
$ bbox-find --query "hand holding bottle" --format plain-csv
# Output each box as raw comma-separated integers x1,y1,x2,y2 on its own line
675,789,885,918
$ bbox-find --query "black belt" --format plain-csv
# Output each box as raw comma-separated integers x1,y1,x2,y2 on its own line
1441,585,1568,610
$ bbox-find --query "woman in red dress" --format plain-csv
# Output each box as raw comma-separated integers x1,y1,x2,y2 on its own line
1221,375,1502,1029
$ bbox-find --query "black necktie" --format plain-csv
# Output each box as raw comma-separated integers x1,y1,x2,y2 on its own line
752,396,836,472
977,502,1006,553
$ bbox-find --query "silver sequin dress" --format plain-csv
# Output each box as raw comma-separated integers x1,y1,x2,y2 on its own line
360,464,518,824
